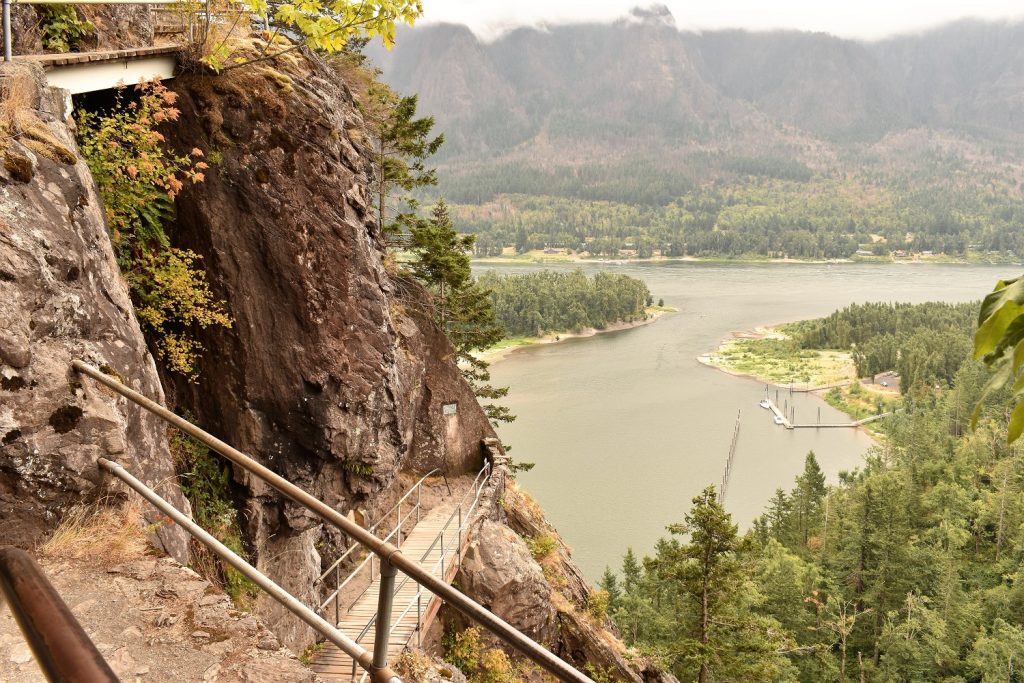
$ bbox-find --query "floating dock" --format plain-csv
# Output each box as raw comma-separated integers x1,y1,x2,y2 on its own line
763,397,892,430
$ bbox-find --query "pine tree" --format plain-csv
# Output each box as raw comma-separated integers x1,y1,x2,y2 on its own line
654,486,795,682
599,566,622,612
408,200,473,326
792,451,827,548
366,92,443,242
407,201,514,428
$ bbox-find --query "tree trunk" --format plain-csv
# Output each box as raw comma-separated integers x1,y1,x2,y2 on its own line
997,464,1009,560
699,583,709,683
377,142,385,236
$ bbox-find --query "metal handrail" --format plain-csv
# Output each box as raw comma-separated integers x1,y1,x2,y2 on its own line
347,461,494,681
3,0,181,62
370,470,440,534
351,463,494,682
316,469,439,586
319,460,489,661
0,547,119,682
316,470,437,624
73,361,593,683
97,458,402,683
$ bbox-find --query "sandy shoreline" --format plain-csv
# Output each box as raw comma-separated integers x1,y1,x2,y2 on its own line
696,324,856,391
472,254,1022,267
480,308,673,365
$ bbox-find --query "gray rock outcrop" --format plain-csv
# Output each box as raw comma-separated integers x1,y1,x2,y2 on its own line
450,478,680,683
0,62,189,561
458,519,556,644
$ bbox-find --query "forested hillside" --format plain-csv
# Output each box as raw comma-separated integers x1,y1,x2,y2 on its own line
368,12,1024,260
601,358,1024,681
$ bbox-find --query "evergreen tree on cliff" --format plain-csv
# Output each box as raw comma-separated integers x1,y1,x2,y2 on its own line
652,486,795,681
408,201,513,426
370,93,443,242
408,200,473,326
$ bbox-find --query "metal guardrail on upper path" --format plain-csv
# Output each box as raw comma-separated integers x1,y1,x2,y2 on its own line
3,0,186,62
73,360,594,683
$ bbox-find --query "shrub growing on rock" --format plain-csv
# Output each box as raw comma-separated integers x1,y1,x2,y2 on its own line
78,80,230,380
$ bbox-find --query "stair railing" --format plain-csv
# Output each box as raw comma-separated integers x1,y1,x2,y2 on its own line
315,469,439,626
346,461,493,682
73,360,593,683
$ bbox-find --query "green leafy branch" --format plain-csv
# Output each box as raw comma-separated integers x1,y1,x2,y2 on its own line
199,0,424,72
972,276,1024,440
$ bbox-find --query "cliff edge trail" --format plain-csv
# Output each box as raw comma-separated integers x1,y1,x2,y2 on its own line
0,517,318,683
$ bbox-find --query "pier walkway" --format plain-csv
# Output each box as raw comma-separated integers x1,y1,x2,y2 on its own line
764,397,892,430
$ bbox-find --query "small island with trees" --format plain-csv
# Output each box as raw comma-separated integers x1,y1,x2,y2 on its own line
473,269,675,362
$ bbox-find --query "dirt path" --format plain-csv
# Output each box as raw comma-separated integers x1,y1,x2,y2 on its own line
0,554,320,683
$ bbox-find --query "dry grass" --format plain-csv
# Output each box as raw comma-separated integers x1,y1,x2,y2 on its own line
393,650,433,680
40,500,151,563
0,70,37,147
258,66,293,93
0,69,76,163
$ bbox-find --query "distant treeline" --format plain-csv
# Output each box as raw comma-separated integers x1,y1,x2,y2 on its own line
451,179,1024,260
794,301,977,388
478,270,651,338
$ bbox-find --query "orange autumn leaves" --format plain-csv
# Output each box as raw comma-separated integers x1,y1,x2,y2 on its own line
77,78,231,380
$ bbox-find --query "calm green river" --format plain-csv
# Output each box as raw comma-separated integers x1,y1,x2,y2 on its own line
479,262,1015,580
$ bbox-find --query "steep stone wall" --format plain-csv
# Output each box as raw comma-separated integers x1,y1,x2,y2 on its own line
0,63,189,561
448,470,678,682
157,54,498,648
11,5,154,56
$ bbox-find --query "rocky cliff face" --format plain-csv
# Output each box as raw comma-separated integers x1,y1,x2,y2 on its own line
4,32,672,679
0,63,188,561
11,5,153,56
155,52,497,648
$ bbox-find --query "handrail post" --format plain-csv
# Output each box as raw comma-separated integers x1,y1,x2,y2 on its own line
373,559,398,674
3,0,12,62
334,564,340,627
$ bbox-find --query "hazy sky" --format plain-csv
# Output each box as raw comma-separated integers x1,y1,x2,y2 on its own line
419,1,1024,40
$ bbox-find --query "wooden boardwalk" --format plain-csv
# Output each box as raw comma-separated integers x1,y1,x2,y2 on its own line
16,46,180,69
310,503,459,682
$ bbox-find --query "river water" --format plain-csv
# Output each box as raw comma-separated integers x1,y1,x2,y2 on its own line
478,262,1015,580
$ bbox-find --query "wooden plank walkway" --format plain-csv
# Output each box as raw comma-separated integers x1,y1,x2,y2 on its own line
310,503,458,682
16,46,180,69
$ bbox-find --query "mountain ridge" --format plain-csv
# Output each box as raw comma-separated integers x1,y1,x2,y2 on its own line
367,14,1024,208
